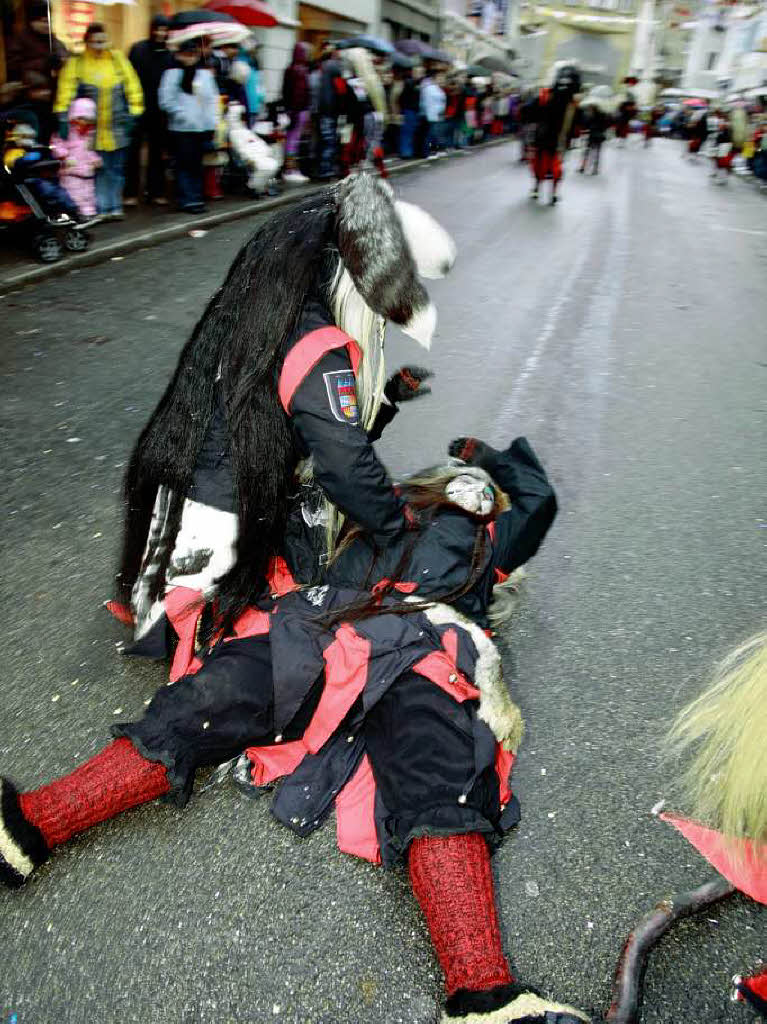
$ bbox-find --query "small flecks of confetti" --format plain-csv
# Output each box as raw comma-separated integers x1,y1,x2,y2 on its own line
71,678,79,686
651,799,666,817
52,522,62,530
66,437,81,444
51,694,61,702
113,707,123,715
587,921,595,930
93,532,102,539
547,811,556,819
144,698,151,706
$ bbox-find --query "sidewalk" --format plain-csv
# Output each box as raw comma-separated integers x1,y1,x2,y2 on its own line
0,139,512,292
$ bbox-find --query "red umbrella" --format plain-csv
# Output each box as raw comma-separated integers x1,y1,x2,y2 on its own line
203,0,278,28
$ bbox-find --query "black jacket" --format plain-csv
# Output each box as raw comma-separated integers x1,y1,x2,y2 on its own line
189,298,405,545
128,38,172,117
287,437,557,627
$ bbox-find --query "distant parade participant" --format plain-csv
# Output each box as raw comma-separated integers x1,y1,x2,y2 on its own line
522,62,581,205
578,94,610,175
614,76,638,146
687,104,709,160
643,104,663,147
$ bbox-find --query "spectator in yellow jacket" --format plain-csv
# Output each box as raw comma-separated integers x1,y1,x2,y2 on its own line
55,23,144,219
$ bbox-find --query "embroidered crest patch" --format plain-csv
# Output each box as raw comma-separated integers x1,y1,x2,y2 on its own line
323,369,359,424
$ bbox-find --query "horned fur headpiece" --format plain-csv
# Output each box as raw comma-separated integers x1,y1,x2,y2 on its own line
335,174,456,349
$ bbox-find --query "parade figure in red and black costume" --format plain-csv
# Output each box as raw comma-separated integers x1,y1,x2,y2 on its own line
522,62,581,206
0,431,593,1024
107,173,456,659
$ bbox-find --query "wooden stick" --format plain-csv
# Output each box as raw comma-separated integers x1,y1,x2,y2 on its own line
605,875,736,1023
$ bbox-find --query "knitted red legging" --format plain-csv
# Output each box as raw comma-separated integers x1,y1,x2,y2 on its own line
19,738,170,849
408,833,514,997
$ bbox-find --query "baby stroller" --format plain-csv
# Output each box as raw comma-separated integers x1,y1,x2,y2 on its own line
1,113,90,263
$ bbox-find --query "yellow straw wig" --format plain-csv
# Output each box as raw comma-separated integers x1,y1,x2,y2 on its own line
667,632,767,844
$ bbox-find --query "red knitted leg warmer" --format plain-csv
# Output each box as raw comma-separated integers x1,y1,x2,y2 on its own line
19,739,170,849
408,833,514,997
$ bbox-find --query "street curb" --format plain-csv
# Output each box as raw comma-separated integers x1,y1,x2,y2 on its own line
0,136,513,292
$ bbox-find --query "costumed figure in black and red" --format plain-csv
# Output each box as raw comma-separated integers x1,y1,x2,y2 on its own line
522,62,581,206
0,435,593,1024
107,173,456,669
604,633,767,1023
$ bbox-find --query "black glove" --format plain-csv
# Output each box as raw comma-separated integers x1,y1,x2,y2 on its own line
384,366,433,405
448,437,499,472
57,113,69,141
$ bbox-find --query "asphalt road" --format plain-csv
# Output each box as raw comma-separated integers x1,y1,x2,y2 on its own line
1,139,765,1024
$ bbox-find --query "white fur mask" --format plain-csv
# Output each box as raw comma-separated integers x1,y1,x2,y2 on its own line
445,474,495,516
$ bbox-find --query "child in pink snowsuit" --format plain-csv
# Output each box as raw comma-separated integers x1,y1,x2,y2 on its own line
51,98,101,217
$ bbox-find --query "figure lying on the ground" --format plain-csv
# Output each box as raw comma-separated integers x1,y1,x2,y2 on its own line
1,437,591,1024
605,633,767,1023
111,173,456,652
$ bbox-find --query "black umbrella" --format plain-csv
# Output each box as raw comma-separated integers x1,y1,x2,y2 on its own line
395,39,431,57
170,8,238,27
476,54,516,75
391,52,417,69
336,35,395,56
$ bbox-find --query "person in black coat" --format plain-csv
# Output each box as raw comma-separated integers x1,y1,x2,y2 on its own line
124,15,172,204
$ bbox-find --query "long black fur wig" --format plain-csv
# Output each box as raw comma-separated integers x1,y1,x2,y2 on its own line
117,193,340,628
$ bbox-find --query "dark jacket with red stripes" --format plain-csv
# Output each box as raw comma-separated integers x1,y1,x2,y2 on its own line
287,436,557,629
190,297,406,543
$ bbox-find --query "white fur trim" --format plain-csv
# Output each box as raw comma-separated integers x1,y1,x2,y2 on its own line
0,781,34,880
441,991,590,1023
395,200,457,279
402,300,437,350
418,603,524,753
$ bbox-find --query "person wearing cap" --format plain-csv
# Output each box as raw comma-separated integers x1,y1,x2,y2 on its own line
54,23,144,219
125,15,173,206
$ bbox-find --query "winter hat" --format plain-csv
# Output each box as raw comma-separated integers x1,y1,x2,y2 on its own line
69,97,96,121
335,174,455,349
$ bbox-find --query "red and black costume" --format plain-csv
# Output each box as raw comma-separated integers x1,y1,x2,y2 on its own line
0,437,589,1023
522,63,581,205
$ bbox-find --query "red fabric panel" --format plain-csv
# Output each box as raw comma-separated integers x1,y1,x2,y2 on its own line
246,740,307,786
495,746,515,807
661,812,767,905
742,967,767,1001
228,606,271,641
335,754,382,864
371,578,418,596
105,600,134,628
266,554,299,596
532,150,562,182
164,586,205,681
303,624,371,754
412,651,480,703
277,327,361,414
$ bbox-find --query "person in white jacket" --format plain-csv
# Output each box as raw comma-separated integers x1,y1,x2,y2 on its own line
159,40,220,213
420,71,446,158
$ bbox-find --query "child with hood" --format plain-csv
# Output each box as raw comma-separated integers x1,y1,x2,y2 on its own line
51,97,101,217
